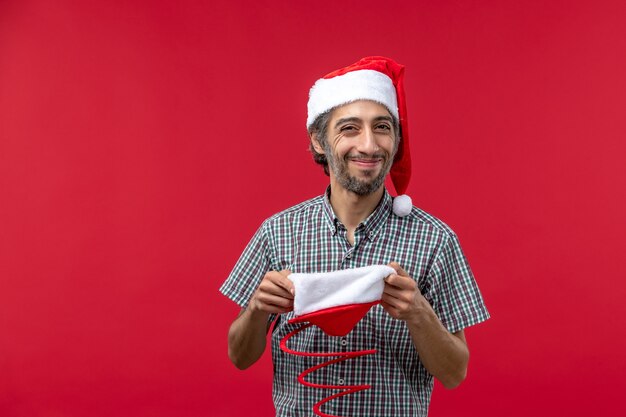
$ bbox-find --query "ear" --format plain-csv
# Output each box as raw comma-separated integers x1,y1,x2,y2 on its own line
310,132,325,154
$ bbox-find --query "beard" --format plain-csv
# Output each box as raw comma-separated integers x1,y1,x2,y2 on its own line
325,147,394,196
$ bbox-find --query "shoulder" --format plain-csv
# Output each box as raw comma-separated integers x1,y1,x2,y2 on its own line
389,203,459,245
260,194,325,231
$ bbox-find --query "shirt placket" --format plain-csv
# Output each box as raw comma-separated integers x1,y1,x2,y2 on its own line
336,334,349,388
336,224,369,268
331,223,366,395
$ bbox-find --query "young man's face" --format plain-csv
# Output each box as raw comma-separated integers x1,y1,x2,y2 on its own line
314,100,398,196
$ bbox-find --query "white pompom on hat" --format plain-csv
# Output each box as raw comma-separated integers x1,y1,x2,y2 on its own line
307,56,413,217
392,194,413,217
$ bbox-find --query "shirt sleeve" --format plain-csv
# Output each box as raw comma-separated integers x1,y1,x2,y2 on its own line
427,233,490,334
219,221,272,308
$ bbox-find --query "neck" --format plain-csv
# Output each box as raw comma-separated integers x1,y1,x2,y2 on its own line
328,178,385,235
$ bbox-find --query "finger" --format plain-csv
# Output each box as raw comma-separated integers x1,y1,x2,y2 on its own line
384,273,400,287
382,282,404,299
255,302,293,315
265,271,295,297
382,292,412,314
249,291,293,315
381,292,397,306
257,291,294,307
278,269,295,296
388,262,409,277
260,283,293,301
383,285,415,307
380,300,400,319
384,273,415,290
254,292,294,313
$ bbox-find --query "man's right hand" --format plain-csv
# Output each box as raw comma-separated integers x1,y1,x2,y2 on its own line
248,270,294,315
228,270,294,369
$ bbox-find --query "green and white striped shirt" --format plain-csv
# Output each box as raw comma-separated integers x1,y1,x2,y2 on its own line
220,187,489,417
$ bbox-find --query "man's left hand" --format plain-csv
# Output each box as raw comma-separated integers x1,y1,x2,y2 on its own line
381,262,431,322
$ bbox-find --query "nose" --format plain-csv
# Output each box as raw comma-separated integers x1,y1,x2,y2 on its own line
356,127,379,155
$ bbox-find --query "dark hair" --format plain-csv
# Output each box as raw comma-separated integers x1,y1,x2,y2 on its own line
307,106,401,176
307,110,333,176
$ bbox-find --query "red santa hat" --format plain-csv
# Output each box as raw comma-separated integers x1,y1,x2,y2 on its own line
282,266,398,413
307,56,413,216
288,265,395,336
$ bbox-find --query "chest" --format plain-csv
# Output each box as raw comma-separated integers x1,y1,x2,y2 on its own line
269,223,440,289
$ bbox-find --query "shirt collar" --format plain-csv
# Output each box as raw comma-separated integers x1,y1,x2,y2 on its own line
321,186,392,240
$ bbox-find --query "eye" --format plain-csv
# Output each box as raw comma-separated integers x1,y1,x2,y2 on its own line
340,125,358,132
375,123,391,131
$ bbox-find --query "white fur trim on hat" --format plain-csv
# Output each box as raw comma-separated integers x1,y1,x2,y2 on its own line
307,69,398,128
288,265,395,316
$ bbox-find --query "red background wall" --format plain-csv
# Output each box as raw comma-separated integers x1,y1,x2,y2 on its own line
1,1,625,416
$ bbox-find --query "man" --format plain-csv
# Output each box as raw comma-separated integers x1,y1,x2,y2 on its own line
220,56,489,417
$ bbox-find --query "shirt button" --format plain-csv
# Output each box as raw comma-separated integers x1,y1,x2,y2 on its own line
346,253,352,259
338,378,345,386
340,338,348,346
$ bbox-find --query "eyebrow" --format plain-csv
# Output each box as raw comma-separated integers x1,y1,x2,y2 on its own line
334,115,394,129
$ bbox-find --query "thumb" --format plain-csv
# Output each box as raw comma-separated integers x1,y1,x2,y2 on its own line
388,262,409,277
279,269,295,296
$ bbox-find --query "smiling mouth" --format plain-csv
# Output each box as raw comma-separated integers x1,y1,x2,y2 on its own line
347,157,383,167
